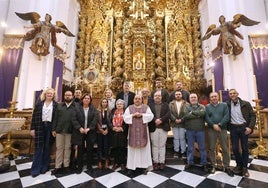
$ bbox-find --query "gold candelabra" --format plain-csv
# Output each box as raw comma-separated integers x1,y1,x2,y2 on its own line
251,99,268,158
2,101,20,158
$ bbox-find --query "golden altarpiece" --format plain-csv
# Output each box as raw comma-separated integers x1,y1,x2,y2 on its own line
74,0,206,96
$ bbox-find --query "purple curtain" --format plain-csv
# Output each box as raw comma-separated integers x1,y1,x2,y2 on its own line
251,48,268,107
0,48,23,108
212,49,224,92
249,35,268,108
52,58,63,102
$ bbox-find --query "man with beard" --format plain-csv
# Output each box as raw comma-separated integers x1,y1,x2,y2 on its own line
169,90,187,159
51,90,79,175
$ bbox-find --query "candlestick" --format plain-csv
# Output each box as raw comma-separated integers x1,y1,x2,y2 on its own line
12,77,18,102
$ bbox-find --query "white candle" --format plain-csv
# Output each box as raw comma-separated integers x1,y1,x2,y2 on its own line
253,75,258,99
12,77,19,101
54,77,59,97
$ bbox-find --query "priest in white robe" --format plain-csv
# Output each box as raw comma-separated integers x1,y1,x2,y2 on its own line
123,94,154,175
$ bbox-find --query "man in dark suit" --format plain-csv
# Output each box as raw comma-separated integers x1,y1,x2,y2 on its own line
116,81,135,108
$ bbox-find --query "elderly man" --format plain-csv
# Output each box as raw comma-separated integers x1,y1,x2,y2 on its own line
205,92,233,177
123,94,154,175
184,93,208,172
227,89,256,177
141,87,154,105
149,91,170,170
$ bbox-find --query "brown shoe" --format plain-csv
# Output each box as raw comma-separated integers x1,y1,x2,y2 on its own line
105,160,109,169
98,162,102,170
112,164,119,170
159,163,165,170
243,168,249,177
153,163,158,170
121,164,126,171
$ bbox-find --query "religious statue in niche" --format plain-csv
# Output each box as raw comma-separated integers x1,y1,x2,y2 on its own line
93,43,103,70
133,53,144,70
202,14,259,56
15,12,75,58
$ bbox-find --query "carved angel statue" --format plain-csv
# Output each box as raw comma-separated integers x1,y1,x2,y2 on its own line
202,14,259,56
15,12,75,57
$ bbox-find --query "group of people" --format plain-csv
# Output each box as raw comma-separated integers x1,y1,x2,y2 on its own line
29,79,256,179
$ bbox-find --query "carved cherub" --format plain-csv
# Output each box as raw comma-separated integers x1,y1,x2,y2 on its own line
15,12,75,58
202,14,259,56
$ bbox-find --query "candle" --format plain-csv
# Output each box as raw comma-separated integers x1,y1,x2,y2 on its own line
54,77,59,97
253,75,258,99
12,77,19,102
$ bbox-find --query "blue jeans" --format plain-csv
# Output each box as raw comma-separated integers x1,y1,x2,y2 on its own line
172,127,186,153
186,130,207,165
31,122,52,175
230,125,249,168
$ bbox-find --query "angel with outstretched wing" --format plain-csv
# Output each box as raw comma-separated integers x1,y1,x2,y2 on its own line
15,12,74,58
202,14,259,56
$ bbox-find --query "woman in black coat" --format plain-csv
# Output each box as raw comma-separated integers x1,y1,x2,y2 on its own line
71,93,98,173
110,99,128,171
30,88,57,177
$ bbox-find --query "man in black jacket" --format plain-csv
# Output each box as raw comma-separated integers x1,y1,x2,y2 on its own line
227,89,256,177
149,91,170,170
116,81,135,108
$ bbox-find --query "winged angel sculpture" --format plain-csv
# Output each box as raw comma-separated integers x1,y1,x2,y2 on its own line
15,12,75,58
202,14,259,56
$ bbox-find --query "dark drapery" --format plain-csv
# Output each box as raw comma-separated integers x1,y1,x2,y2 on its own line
249,35,268,108
52,58,64,102
0,35,24,108
212,49,224,92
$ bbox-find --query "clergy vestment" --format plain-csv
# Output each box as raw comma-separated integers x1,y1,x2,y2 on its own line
123,104,154,170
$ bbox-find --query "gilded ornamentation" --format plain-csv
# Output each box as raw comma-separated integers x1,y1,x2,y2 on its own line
76,0,206,96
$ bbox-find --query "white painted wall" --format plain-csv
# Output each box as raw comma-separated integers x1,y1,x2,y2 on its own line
200,0,267,104
2,0,79,109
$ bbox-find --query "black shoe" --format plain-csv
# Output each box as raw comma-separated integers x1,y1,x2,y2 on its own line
127,169,133,176
184,164,192,170
225,168,234,177
233,166,243,174
181,152,187,159
210,167,216,174
63,167,71,174
242,168,249,177
87,165,93,171
51,168,60,175
40,170,48,174
31,173,39,178
75,168,83,174
202,164,209,172
173,152,180,158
